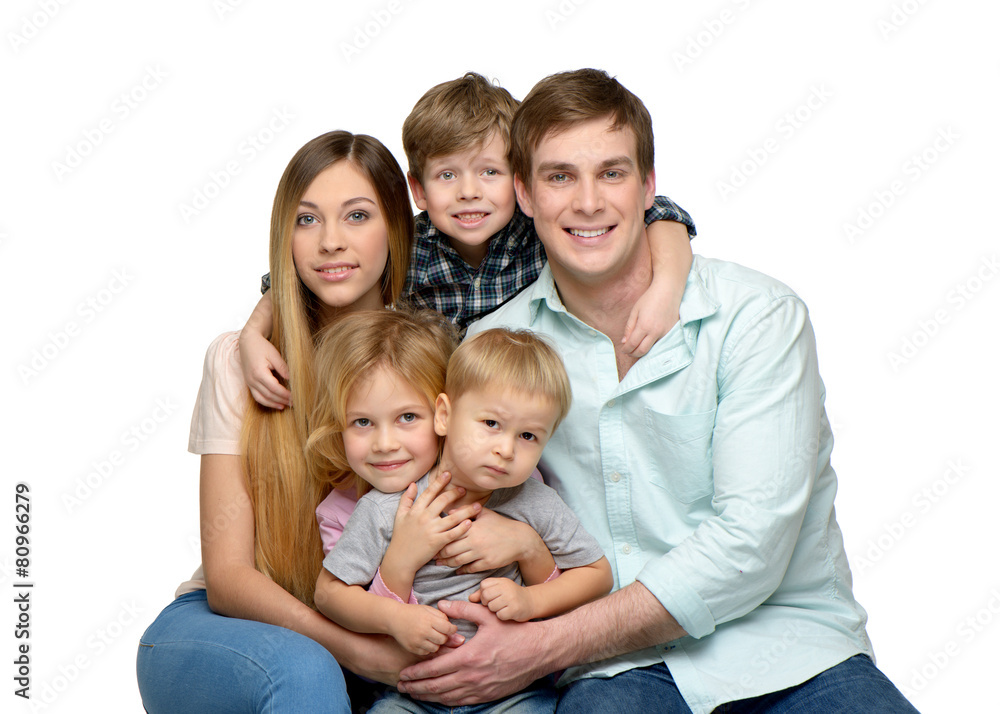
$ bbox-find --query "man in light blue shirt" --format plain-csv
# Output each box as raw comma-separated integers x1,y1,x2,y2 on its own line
396,69,918,714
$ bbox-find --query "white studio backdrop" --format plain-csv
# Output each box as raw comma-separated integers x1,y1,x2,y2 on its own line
3,1,997,711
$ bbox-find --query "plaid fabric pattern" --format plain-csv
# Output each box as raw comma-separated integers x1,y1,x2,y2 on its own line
260,195,696,330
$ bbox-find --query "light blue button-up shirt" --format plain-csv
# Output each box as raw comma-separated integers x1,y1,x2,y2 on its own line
468,255,873,714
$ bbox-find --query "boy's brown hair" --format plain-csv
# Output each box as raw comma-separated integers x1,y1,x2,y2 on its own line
510,68,655,187
445,328,572,432
402,72,519,183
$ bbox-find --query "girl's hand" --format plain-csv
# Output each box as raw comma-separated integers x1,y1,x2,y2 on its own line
470,578,535,622
383,473,480,585
388,604,461,656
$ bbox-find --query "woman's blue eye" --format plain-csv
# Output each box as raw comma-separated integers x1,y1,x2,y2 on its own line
297,214,316,225
348,211,368,222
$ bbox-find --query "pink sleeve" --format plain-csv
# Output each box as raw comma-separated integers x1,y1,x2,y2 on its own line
369,568,418,604
188,332,247,455
315,489,359,555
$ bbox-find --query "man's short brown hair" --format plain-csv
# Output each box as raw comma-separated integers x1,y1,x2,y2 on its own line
510,68,654,186
402,72,519,182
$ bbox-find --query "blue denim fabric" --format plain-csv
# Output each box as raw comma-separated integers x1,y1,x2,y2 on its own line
136,590,350,713
370,678,557,714
556,656,918,714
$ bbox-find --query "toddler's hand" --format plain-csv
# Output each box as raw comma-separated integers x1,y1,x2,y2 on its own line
470,577,535,622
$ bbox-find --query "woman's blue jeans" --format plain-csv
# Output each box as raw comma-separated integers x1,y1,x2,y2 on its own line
136,590,350,713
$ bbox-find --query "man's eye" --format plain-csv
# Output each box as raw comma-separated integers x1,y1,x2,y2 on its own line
551,173,568,182
604,170,620,179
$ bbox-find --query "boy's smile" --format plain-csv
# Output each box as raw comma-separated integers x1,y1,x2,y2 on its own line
408,132,517,268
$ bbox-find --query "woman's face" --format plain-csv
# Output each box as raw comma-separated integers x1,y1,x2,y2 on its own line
292,160,390,323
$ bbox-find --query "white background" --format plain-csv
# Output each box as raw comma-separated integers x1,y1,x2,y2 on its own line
3,0,997,711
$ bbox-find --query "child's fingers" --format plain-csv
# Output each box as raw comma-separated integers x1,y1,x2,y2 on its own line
626,333,656,358
621,309,640,349
412,471,452,509
398,482,419,510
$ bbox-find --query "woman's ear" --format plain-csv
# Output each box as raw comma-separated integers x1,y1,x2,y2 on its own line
434,393,451,437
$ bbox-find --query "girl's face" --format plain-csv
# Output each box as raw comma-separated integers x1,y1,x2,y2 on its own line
292,160,390,324
342,365,440,493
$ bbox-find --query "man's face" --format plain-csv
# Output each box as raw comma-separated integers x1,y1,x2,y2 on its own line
515,116,655,286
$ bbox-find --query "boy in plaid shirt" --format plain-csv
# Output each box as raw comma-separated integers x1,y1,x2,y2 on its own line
240,73,696,409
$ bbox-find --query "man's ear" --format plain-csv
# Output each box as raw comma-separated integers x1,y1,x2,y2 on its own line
407,172,428,211
643,169,656,211
514,176,534,218
433,393,451,437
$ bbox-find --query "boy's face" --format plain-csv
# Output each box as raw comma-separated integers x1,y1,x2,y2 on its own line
434,386,558,497
341,366,440,493
407,132,516,268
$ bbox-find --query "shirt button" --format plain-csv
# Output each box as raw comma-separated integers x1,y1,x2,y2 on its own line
610,472,622,483
473,278,481,289
607,399,616,408
622,544,632,555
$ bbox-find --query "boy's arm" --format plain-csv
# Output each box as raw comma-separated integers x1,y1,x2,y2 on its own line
315,568,458,656
470,556,613,622
622,219,693,357
238,292,292,409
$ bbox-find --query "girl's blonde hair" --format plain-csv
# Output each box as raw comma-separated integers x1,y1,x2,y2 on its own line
306,308,458,498
239,131,412,607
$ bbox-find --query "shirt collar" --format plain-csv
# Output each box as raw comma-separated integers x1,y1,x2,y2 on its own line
528,256,721,328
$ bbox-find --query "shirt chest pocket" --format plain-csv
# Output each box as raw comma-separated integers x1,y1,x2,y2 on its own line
642,408,716,504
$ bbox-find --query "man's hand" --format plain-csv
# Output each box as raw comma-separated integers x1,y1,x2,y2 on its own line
396,600,549,706
469,577,535,622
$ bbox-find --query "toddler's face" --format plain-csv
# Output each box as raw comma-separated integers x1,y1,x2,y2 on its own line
409,132,516,268
435,386,558,497
342,366,439,493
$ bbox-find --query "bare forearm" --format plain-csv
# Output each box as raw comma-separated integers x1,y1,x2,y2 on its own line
647,220,693,286
523,557,612,620
536,581,687,672
315,572,405,637
207,563,410,682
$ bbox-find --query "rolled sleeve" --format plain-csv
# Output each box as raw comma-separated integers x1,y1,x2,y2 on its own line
637,296,821,635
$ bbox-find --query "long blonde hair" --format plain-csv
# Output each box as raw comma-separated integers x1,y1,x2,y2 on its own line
240,131,412,606
306,308,458,498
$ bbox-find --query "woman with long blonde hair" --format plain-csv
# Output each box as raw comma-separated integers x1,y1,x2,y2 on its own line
137,131,417,713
